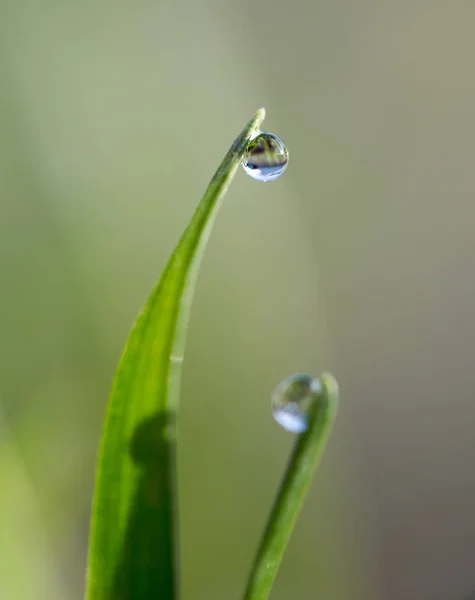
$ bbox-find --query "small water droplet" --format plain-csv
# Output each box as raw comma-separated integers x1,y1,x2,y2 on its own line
242,132,289,181
272,374,322,433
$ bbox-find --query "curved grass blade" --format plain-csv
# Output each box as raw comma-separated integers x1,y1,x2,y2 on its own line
242,373,339,600
85,108,266,600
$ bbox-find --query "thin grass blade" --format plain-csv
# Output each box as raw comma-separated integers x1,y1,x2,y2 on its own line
243,373,339,600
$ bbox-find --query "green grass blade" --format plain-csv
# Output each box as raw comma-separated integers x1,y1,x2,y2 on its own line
242,373,339,600
85,108,266,600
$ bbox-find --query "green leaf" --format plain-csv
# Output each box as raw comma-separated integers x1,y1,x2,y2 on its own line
242,373,339,600
85,108,266,600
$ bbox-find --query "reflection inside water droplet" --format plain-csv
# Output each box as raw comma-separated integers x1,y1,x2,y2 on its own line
272,374,322,433
242,132,289,182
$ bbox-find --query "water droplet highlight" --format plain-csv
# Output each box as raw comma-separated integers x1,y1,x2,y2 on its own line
272,374,322,433
242,132,289,181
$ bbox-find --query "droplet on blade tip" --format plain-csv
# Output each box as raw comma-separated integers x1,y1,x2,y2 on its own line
242,132,288,182
272,374,322,433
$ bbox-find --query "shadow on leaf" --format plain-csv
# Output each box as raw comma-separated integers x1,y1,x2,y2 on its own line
110,413,176,600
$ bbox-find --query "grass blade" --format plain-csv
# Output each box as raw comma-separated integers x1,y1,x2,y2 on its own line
85,108,266,600
242,373,339,600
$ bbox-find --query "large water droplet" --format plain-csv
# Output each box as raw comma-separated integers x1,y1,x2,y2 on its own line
242,132,289,181
272,374,322,433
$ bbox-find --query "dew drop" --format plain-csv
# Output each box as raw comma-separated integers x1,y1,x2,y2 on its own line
272,374,322,433
242,132,289,181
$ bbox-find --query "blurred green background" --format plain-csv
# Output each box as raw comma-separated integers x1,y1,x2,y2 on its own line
1,1,475,599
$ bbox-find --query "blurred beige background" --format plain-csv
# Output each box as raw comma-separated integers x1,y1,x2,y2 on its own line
1,1,475,599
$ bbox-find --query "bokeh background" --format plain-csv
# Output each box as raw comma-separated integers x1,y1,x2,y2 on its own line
1,1,475,599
